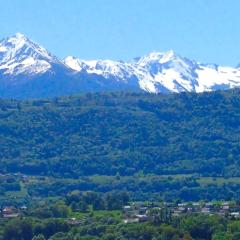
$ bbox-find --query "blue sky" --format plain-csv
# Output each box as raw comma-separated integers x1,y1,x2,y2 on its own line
0,0,239,66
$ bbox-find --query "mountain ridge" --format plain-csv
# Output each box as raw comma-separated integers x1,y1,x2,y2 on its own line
1,33,240,98
64,51,240,94
1,89,240,178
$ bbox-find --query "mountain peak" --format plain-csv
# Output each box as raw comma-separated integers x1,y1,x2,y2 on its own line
136,50,181,66
6,33,30,47
64,56,86,71
148,49,176,58
163,49,176,59
0,33,60,75
15,32,25,37
14,32,27,39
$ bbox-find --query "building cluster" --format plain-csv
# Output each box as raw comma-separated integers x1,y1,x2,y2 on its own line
123,202,240,223
172,202,240,217
123,204,149,223
67,217,84,226
0,205,27,218
0,173,30,183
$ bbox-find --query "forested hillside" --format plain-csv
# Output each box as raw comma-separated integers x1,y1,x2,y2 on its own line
0,90,240,178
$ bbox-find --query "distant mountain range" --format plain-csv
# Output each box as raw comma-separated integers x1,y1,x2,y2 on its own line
0,33,240,98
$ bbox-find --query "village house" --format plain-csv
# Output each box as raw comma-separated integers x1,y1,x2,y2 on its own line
20,205,28,211
2,206,19,218
67,218,83,225
201,207,211,214
123,204,149,223
230,212,240,219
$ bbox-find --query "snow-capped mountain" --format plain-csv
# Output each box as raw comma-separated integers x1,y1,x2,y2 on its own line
1,32,240,99
0,33,64,75
64,56,135,81
0,33,91,98
64,51,240,94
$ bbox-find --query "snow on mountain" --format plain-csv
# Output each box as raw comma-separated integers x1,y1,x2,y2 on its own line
64,56,135,81
132,50,200,93
1,32,240,98
196,66,240,92
0,33,62,75
64,51,240,94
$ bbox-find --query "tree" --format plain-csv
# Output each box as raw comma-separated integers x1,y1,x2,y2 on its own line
3,219,33,240
49,232,73,240
51,203,71,218
212,232,232,240
32,234,46,240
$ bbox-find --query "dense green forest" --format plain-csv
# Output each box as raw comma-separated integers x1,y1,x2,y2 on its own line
0,90,240,177
1,90,240,201
2,213,240,240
